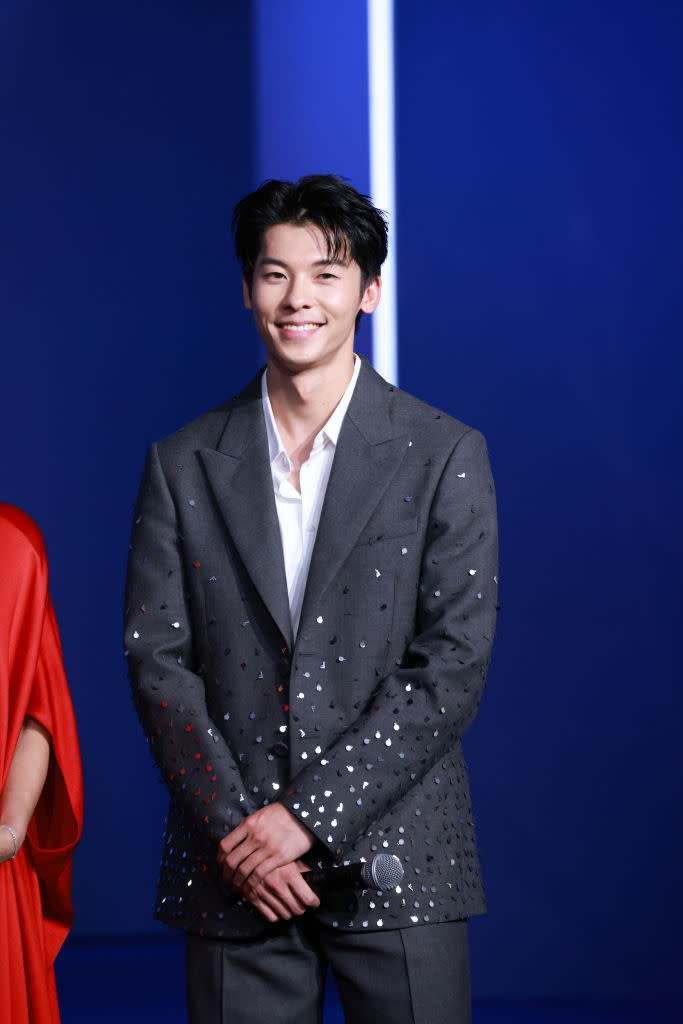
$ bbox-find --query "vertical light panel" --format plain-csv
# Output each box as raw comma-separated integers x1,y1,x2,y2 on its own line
368,0,398,384
252,0,373,361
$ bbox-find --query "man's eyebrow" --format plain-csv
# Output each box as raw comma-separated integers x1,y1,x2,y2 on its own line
256,257,348,269
257,257,288,268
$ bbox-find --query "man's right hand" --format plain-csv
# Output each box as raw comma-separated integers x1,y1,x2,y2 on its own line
240,858,320,923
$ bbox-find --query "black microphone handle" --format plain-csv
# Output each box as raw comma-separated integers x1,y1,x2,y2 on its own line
303,862,364,892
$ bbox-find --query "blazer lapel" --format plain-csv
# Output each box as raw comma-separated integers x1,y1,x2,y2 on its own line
198,375,292,646
298,361,408,640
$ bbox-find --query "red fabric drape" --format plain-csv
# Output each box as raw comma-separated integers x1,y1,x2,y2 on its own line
0,505,83,1024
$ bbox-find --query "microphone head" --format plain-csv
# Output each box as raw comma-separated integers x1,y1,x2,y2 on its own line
360,854,404,892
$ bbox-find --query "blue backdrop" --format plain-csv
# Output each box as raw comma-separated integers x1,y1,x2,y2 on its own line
2,0,259,941
395,0,683,1001
1,0,681,1005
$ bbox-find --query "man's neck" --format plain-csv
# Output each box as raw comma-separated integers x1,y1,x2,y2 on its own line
266,353,356,469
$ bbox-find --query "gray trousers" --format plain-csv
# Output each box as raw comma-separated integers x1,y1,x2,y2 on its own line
185,918,471,1024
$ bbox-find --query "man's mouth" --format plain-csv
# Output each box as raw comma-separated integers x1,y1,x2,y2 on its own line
275,321,324,339
276,322,323,332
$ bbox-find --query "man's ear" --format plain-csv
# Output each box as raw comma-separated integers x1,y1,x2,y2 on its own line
242,278,252,310
360,275,382,314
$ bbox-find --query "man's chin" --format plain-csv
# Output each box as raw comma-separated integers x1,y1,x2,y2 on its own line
267,344,329,375
266,339,354,377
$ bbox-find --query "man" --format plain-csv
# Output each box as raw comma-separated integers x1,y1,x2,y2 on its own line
125,175,498,1023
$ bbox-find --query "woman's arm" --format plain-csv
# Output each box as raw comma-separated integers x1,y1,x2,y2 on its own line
0,717,51,863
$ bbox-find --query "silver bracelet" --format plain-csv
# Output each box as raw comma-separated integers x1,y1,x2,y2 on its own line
0,824,18,859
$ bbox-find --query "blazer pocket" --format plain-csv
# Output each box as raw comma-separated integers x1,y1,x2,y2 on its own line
354,515,419,548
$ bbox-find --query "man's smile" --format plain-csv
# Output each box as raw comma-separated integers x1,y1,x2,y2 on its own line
275,321,324,337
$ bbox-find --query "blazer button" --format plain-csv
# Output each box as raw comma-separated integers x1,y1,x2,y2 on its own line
270,741,290,758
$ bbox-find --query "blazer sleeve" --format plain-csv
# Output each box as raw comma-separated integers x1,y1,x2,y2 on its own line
124,444,257,839
281,427,498,858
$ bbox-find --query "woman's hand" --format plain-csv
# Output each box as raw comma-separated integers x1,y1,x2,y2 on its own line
0,823,20,864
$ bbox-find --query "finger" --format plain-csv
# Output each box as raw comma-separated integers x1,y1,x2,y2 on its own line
283,889,309,916
287,871,320,910
221,860,239,885
218,838,252,879
250,885,293,921
242,852,290,895
221,858,238,885
232,847,272,890
259,863,318,916
243,858,278,899
249,895,279,924
218,822,247,856
224,837,259,879
221,843,256,885
260,874,308,916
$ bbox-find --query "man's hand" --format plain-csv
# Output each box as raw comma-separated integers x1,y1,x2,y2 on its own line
217,803,318,921
218,802,315,887
238,859,320,923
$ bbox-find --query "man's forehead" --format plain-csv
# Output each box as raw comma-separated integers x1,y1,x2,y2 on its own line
258,222,353,266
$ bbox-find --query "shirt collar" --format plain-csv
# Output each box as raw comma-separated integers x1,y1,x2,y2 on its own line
262,354,361,464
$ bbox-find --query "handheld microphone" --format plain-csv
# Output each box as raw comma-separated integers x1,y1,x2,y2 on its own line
303,854,403,893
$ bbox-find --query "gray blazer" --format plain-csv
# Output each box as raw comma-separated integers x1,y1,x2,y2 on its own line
125,358,498,938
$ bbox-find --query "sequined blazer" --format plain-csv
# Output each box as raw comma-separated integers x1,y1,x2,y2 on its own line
125,358,498,938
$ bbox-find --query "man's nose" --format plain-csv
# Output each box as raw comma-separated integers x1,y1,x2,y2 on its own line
283,275,312,309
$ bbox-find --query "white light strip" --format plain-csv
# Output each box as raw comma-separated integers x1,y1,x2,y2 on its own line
368,0,398,385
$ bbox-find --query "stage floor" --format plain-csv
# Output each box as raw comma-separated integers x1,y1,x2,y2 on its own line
55,938,681,1023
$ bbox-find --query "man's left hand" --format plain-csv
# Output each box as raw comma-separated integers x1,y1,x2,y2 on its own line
217,802,314,893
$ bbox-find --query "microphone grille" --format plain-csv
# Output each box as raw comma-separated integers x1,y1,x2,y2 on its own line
361,854,404,892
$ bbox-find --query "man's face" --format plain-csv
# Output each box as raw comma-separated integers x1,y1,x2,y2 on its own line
244,222,380,373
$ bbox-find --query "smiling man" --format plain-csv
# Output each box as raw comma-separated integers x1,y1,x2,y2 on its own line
125,175,498,1023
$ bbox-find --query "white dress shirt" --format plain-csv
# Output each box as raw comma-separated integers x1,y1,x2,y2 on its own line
261,355,361,637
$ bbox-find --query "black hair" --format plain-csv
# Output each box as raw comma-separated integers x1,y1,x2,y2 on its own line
232,174,388,294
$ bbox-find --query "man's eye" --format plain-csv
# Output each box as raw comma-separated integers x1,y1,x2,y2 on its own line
265,271,285,280
318,273,337,280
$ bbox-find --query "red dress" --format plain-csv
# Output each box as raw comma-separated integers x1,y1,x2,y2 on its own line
0,505,83,1024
